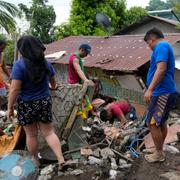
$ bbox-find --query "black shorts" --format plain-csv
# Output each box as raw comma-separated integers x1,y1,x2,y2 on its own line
17,96,53,126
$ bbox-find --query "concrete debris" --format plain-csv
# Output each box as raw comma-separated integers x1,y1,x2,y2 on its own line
110,158,118,170
164,145,180,154
93,148,101,157
40,164,56,175
119,163,132,169
109,169,118,179
88,156,103,165
104,127,120,139
82,126,91,132
119,158,128,165
159,171,180,180
70,169,84,176
80,148,93,156
100,147,115,159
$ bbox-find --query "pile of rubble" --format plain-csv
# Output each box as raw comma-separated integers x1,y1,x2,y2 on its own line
37,109,180,180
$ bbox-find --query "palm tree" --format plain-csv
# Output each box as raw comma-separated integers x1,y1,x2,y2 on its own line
0,0,19,33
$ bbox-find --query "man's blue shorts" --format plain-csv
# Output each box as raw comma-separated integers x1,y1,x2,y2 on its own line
146,93,178,126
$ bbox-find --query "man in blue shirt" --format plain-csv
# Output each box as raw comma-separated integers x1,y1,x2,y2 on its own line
144,28,177,163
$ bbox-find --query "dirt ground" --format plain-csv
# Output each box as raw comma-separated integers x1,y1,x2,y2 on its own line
53,143,180,180
127,143,180,180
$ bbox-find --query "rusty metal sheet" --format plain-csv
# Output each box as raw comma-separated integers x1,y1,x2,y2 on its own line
45,34,180,72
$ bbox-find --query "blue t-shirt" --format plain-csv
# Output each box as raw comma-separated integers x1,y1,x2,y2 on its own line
11,58,55,101
146,41,176,96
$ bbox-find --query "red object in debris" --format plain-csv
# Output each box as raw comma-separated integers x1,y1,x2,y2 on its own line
144,124,180,149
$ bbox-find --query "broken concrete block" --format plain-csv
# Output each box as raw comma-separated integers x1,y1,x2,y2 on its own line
164,145,180,154
160,171,180,180
88,156,103,165
93,148,101,158
109,169,117,179
38,174,52,180
70,169,84,176
110,158,118,170
119,163,132,169
119,159,127,165
82,126,91,132
101,147,115,159
80,148,93,156
40,164,55,175
104,127,120,139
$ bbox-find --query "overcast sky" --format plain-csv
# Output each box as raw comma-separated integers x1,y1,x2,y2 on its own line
7,0,151,24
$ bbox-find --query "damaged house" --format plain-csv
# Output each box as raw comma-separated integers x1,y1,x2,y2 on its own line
45,33,180,104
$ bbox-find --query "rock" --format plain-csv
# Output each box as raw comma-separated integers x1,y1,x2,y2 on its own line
119,164,132,169
38,174,52,180
82,126,91,132
164,145,180,154
88,156,103,165
119,159,127,165
93,148,101,158
70,169,84,176
80,148,93,156
104,127,120,139
160,171,180,180
111,158,118,170
40,164,55,175
101,147,115,159
109,169,117,179
169,112,179,118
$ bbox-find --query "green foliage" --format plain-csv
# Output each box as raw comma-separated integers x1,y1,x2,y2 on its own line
0,34,14,65
3,40,15,65
70,0,126,36
0,0,19,33
53,23,72,40
175,3,180,29
146,0,180,10
19,0,56,44
124,7,148,26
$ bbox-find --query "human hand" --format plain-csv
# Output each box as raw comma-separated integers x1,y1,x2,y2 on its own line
144,89,152,104
84,79,95,87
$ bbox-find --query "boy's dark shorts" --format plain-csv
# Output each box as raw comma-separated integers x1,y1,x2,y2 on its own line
146,93,177,126
17,96,53,126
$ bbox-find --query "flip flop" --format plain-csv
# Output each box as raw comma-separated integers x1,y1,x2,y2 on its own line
144,153,165,163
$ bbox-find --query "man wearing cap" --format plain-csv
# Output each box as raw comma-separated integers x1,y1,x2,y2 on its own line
68,44,94,86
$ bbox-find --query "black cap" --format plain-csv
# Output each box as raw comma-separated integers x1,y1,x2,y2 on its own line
79,44,91,55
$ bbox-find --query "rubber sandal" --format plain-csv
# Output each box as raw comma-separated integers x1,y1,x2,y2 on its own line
144,153,165,163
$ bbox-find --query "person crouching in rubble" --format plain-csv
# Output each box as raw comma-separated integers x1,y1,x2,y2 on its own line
7,36,65,169
143,28,177,163
68,44,94,86
100,100,137,127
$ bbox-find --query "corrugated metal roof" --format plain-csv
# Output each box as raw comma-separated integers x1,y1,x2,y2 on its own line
116,15,179,35
150,15,179,26
45,34,180,72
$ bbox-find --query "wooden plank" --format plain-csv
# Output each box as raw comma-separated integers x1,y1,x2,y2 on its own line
62,105,79,140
